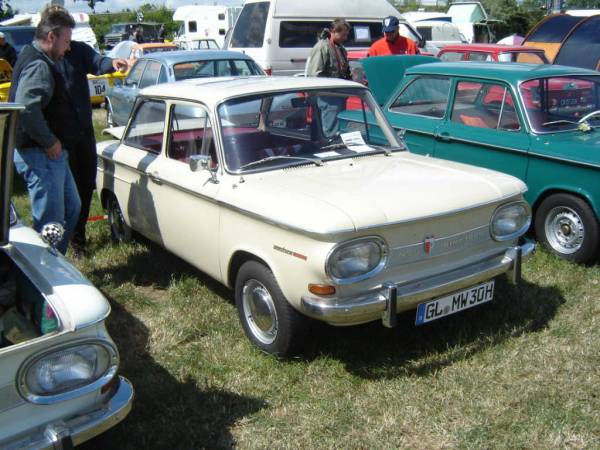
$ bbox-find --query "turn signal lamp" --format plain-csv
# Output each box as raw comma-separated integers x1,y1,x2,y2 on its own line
308,284,336,296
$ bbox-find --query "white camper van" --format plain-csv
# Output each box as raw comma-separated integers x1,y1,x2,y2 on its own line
173,5,242,49
227,0,423,75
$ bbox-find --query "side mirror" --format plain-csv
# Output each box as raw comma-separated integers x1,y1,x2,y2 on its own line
189,154,219,183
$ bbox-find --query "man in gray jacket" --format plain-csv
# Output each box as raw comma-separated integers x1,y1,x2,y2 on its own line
9,7,81,255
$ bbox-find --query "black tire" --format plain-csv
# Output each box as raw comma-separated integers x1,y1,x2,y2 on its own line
535,193,599,264
235,261,308,357
106,194,132,243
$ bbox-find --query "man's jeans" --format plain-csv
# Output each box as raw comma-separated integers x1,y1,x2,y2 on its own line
14,148,81,255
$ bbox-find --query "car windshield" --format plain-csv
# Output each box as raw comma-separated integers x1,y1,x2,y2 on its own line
520,75,600,132
110,24,128,33
218,88,403,173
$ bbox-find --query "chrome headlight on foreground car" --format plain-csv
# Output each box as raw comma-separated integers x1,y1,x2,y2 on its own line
326,237,388,284
491,201,531,241
19,341,118,404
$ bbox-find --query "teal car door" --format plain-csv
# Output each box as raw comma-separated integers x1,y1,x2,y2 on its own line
385,75,451,155
433,79,530,180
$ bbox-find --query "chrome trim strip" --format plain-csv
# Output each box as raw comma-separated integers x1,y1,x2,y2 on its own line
300,240,535,326
527,151,600,170
440,134,529,155
17,339,119,405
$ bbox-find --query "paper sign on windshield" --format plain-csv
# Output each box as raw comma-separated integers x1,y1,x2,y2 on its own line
341,131,375,153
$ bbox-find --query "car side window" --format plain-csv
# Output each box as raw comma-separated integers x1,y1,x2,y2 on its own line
439,52,465,62
168,103,216,166
138,61,162,89
123,100,166,153
126,61,146,86
451,81,521,131
389,76,450,118
158,65,168,84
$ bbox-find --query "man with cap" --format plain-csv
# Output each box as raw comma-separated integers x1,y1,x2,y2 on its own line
367,16,419,57
0,32,17,66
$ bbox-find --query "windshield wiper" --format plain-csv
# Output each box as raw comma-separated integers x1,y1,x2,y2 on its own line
541,119,578,127
319,143,402,155
239,155,323,171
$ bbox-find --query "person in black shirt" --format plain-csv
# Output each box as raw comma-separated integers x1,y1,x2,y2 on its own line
0,32,17,67
57,39,127,256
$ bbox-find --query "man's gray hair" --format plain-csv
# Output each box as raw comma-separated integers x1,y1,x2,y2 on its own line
35,5,75,40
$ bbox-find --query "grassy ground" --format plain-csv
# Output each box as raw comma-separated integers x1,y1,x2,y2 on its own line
13,109,600,449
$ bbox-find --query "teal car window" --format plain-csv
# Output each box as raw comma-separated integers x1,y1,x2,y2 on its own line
451,81,520,131
389,76,450,118
520,76,600,132
123,100,166,154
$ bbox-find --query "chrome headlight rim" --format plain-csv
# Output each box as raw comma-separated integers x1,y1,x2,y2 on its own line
17,339,119,405
325,236,389,285
490,200,532,242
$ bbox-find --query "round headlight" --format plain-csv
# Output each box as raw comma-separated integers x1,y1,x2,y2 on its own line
20,341,118,404
491,201,531,241
326,237,388,283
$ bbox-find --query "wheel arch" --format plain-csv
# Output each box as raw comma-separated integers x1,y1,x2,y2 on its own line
531,187,600,226
227,250,272,290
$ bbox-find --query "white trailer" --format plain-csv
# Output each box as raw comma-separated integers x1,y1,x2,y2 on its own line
172,5,242,48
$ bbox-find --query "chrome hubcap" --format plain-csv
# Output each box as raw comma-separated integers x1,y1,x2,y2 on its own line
242,279,278,345
545,206,584,254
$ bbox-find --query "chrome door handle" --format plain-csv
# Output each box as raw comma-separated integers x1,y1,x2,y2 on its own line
435,132,452,142
148,172,162,185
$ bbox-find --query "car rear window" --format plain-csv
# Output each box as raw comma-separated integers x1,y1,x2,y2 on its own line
230,1,270,48
173,59,262,80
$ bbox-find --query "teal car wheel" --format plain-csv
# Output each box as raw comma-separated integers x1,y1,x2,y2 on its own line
535,194,599,264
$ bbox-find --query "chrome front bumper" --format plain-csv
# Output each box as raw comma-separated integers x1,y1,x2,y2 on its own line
3,376,133,450
300,241,535,327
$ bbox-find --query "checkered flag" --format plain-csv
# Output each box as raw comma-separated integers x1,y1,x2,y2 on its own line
40,222,64,250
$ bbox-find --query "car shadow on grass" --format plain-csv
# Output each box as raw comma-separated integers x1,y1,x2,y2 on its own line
301,277,564,380
79,295,266,450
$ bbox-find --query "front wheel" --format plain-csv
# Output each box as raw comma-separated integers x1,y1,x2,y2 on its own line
235,261,308,356
535,193,599,264
106,194,132,243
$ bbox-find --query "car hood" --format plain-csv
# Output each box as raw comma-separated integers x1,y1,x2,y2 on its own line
221,152,526,236
361,55,440,105
532,130,600,167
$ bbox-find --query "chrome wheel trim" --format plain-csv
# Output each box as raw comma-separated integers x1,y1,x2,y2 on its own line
242,279,278,345
108,198,127,241
544,206,585,254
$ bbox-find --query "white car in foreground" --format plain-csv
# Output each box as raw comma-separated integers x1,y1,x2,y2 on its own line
96,76,535,356
0,105,133,448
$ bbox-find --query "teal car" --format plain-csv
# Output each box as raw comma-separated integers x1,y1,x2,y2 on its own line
356,57,600,264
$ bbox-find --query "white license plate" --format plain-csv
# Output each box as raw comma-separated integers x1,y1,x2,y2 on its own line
415,280,495,325
88,78,108,97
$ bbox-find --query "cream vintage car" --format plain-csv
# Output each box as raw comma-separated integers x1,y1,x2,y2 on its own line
96,76,535,356
0,106,133,447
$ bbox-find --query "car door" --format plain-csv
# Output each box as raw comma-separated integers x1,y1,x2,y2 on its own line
111,60,146,126
385,75,451,155
118,98,167,243
433,79,530,180
143,101,222,280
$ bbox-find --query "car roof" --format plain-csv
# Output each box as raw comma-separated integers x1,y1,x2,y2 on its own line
141,76,365,106
439,44,545,53
406,61,600,83
139,49,254,65
133,43,177,50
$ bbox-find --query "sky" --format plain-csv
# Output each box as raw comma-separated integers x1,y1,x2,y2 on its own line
13,0,242,14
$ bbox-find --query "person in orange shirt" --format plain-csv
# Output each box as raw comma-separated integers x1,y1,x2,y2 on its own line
368,16,419,57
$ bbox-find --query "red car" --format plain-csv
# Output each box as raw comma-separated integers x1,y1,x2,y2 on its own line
437,44,550,64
